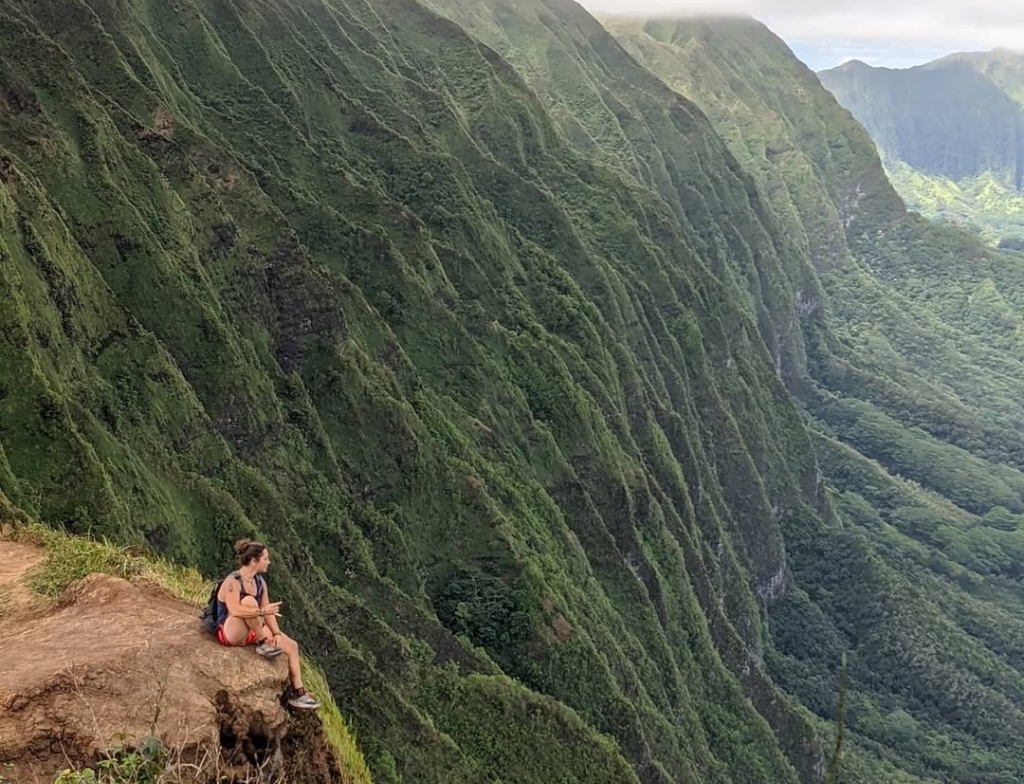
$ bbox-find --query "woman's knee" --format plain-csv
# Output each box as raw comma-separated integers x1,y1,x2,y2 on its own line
220,617,251,645
240,595,259,608
279,634,299,653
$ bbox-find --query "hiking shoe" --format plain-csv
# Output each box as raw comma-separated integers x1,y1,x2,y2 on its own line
255,640,283,658
287,692,321,710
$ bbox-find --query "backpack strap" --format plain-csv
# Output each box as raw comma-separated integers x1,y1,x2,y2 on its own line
254,574,266,604
229,571,264,604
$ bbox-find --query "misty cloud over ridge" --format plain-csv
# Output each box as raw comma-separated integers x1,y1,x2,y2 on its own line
577,0,1024,68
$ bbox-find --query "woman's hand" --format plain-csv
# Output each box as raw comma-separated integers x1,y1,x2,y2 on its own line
262,601,283,617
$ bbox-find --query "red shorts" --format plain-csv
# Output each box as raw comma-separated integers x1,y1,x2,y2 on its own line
217,624,258,647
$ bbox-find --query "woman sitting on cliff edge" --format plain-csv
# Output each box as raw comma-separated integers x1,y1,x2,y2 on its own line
216,539,320,710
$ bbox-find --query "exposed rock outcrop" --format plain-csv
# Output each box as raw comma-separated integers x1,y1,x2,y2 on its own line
0,544,337,783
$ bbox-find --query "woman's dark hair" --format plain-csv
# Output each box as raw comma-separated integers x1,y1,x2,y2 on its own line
234,539,267,567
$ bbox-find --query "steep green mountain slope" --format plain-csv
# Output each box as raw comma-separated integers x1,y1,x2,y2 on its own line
603,15,1024,783
819,53,1024,242
422,0,826,396
8,2,1024,784
0,1,828,783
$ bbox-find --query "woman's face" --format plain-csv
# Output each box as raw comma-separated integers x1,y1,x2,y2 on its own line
255,549,271,573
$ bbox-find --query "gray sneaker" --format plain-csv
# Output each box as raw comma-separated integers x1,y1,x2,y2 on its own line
287,692,321,710
255,640,283,658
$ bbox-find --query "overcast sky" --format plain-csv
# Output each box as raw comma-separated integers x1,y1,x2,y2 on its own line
578,0,1024,70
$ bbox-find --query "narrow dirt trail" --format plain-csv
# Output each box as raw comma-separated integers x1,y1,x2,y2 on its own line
0,538,44,616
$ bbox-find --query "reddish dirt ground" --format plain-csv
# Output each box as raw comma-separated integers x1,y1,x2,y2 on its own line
0,539,44,619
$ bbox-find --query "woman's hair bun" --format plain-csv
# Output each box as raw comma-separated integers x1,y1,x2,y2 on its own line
233,538,266,566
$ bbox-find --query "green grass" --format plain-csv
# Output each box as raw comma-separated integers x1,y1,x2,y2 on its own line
9,521,207,604
300,660,375,784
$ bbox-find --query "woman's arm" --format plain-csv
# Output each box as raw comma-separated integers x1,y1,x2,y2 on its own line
259,582,284,634
219,577,262,619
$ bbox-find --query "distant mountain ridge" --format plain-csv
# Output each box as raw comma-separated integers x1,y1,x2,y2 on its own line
820,56,1024,187
936,49,1024,106
819,50,1024,240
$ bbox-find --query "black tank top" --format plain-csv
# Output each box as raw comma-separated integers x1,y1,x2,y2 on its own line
215,572,265,626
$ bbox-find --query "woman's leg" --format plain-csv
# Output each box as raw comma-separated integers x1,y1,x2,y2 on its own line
275,633,319,709
219,596,265,645
275,633,303,689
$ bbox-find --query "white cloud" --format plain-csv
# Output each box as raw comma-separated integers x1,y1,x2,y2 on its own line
577,0,1024,68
